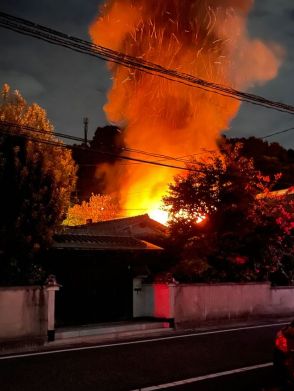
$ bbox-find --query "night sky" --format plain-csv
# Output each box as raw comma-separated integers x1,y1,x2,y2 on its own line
0,0,293,148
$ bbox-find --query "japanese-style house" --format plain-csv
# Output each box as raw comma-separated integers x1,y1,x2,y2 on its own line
48,215,167,327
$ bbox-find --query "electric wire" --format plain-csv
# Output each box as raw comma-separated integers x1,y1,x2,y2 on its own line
1,120,294,170
262,126,294,140
0,120,204,165
0,12,294,115
0,123,203,172
2,121,294,200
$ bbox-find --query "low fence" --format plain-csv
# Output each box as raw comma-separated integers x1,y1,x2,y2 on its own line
0,286,47,343
0,282,59,348
133,281,294,327
2,282,294,346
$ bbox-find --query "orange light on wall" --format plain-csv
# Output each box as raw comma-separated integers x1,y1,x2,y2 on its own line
153,284,171,318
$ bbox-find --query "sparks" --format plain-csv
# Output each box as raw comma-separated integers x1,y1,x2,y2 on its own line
89,0,281,222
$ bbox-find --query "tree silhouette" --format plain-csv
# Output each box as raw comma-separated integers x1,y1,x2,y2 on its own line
0,84,77,285
73,125,124,201
227,136,294,190
164,143,294,284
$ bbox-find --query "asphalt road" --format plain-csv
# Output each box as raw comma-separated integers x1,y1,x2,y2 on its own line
0,323,287,391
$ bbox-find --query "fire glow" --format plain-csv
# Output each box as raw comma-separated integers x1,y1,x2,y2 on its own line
90,0,282,224
149,209,169,226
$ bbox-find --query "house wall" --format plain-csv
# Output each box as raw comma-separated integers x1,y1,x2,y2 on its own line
134,282,294,327
0,286,48,342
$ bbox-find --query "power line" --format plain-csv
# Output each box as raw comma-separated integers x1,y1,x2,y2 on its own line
0,122,202,172
124,123,294,167
0,120,200,165
122,147,194,164
225,125,294,143
2,119,294,173
262,126,294,140
121,124,294,165
0,120,84,143
2,120,294,198
0,12,294,115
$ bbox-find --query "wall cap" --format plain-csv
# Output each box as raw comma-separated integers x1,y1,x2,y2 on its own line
143,283,178,287
0,285,44,291
271,286,294,290
176,282,271,287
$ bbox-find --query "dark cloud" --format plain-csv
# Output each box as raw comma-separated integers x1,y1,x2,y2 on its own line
286,8,294,21
0,0,108,137
231,0,294,148
1,70,45,98
250,8,270,18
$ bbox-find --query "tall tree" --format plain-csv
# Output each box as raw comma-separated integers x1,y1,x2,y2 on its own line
227,136,294,190
73,125,124,201
164,143,294,283
0,84,77,285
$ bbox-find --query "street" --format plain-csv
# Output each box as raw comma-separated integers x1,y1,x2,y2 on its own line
0,322,287,391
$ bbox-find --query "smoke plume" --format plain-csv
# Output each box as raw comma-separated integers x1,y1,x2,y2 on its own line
89,0,282,222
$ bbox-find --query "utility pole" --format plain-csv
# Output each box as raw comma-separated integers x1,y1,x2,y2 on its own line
83,117,88,146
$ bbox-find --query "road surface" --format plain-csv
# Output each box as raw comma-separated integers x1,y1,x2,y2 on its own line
0,322,287,391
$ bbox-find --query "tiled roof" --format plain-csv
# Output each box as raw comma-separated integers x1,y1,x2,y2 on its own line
87,214,167,230
53,234,163,251
59,214,167,237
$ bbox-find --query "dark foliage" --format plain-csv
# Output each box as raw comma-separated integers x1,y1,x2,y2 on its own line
73,125,125,201
163,143,294,284
0,85,77,285
226,136,294,190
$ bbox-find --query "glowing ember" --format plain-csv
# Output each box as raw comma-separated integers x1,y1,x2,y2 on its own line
196,215,206,224
174,209,206,225
90,0,282,217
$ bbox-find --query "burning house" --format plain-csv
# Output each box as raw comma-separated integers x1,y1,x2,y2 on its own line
48,215,167,326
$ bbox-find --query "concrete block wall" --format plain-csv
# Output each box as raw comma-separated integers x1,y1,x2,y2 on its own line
174,283,271,326
269,286,294,314
0,286,48,342
134,282,294,327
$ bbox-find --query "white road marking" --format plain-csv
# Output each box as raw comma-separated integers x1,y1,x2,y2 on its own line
0,321,287,360
130,362,273,390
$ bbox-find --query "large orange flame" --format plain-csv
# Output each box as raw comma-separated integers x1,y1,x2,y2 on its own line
89,0,282,224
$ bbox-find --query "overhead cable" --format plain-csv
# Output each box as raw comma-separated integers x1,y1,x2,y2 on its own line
0,11,294,115
262,126,294,140
0,122,202,172
0,120,201,164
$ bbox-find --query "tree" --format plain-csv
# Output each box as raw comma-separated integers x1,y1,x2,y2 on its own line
227,136,294,190
248,190,294,285
63,193,120,226
0,84,77,285
163,143,294,283
90,125,124,154
73,125,125,201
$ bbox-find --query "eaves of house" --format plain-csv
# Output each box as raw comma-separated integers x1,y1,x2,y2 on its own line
52,233,163,252
58,214,167,239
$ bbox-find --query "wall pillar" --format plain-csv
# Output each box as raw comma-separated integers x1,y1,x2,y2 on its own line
45,275,60,342
133,276,146,318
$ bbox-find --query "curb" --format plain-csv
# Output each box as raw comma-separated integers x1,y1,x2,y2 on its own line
0,316,292,357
